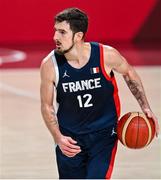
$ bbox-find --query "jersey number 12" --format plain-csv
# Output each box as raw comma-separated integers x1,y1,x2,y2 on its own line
77,94,93,108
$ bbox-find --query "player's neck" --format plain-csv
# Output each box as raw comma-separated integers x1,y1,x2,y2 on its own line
64,41,90,63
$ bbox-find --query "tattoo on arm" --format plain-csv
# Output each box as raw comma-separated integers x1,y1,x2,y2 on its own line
124,75,149,109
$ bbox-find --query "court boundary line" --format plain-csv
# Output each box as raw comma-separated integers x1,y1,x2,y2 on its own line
0,48,26,65
0,82,39,101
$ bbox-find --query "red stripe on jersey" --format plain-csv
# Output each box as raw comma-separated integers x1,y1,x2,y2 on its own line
99,43,121,117
111,77,121,117
95,67,100,73
105,141,118,179
92,67,100,74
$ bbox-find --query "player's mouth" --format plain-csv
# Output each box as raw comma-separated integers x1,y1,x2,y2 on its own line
55,41,62,48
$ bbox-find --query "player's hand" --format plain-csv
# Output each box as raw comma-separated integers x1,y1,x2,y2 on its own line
57,135,81,157
144,109,160,137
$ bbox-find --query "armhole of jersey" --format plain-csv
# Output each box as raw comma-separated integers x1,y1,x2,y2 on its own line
99,43,121,117
51,51,59,87
99,43,113,81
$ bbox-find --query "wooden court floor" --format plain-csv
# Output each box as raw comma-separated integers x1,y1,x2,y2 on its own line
0,67,161,179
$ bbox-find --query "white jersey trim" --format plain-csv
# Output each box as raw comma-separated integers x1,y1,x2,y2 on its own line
51,50,59,87
50,50,59,114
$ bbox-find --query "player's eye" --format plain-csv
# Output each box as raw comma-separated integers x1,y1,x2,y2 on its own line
59,30,66,35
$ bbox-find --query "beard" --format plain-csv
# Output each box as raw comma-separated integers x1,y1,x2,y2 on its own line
55,42,74,55
55,41,74,55
55,33,75,55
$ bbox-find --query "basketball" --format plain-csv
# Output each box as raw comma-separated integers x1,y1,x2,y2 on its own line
117,112,155,149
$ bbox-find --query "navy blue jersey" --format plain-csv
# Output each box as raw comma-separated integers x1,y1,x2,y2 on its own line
51,42,120,134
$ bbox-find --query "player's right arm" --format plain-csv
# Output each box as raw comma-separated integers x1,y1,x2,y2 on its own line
40,56,81,157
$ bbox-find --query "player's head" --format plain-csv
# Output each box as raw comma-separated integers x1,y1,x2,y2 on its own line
54,8,88,55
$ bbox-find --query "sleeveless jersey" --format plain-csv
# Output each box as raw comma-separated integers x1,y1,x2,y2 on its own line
51,42,120,135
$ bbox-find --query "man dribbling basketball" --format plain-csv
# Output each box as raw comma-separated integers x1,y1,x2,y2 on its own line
40,7,159,179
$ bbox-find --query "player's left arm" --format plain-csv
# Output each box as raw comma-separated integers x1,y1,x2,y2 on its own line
103,46,159,136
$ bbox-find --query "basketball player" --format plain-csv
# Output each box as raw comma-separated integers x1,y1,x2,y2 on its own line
40,8,159,179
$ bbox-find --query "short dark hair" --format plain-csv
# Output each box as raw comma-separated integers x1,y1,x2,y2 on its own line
55,8,88,38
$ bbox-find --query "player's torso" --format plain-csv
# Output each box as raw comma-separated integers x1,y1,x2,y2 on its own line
52,42,120,134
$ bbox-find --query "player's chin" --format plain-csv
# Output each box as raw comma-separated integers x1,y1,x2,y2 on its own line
55,48,64,55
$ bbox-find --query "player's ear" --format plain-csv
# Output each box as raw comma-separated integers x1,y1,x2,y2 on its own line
75,32,84,42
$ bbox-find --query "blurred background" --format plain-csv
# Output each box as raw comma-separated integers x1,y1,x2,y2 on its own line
0,0,161,68
0,0,161,179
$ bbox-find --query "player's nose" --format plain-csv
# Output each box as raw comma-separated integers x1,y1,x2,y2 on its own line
53,31,59,41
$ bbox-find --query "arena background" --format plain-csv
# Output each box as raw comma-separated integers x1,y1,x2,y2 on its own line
0,0,161,179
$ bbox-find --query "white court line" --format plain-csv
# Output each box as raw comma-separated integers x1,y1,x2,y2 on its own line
0,82,39,101
0,48,26,65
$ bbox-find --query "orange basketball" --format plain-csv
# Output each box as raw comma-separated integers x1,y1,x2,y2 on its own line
117,112,155,149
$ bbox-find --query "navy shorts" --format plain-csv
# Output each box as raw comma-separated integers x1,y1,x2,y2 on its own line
55,125,118,179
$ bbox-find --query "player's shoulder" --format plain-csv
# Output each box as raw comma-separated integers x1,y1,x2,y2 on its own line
40,50,56,80
41,50,54,67
40,50,54,71
99,44,122,64
102,44,120,56
40,50,56,82
99,43,124,67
